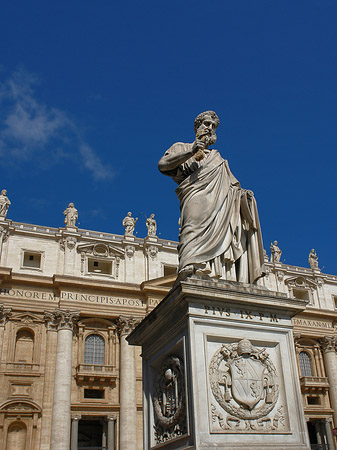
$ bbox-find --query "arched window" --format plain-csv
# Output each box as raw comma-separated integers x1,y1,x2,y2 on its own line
15,329,34,363
84,334,105,365
6,421,27,450
299,351,313,377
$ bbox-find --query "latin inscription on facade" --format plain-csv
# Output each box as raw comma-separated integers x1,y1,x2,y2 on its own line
0,287,57,301
0,287,145,308
292,318,333,329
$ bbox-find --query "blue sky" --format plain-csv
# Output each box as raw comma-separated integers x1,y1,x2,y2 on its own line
1,0,336,274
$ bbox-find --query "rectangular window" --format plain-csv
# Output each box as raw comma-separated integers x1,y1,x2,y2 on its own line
23,252,42,269
88,259,112,275
293,289,310,302
307,396,320,405
84,389,105,399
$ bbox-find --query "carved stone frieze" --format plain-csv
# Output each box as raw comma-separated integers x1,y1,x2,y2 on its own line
209,339,287,432
44,309,79,332
153,355,187,444
0,303,12,326
116,315,141,336
320,336,337,353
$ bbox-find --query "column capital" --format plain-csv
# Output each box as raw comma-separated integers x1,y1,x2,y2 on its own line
71,414,82,421
0,303,12,326
117,315,141,336
107,415,117,422
44,309,80,332
320,336,337,353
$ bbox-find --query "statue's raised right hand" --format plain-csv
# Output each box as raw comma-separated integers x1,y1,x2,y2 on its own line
192,138,206,154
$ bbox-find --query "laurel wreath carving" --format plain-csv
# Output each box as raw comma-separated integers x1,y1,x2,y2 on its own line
209,343,279,420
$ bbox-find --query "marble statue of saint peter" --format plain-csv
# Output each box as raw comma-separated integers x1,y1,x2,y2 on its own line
158,111,265,284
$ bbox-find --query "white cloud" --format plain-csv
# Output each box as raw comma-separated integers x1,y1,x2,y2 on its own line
79,143,114,181
0,69,113,180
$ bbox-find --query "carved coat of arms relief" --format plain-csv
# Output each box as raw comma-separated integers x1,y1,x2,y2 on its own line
209,338,288,432
153,356,187,444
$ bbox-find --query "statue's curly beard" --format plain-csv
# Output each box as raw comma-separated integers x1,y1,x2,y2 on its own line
194,132,217,161
206,132,217,146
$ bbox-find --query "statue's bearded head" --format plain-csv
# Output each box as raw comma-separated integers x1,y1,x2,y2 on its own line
194,110,219,147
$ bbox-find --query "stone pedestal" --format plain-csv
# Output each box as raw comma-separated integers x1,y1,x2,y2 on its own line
128,277,310,450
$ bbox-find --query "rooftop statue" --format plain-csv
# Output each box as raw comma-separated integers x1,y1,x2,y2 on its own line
309,249,319,270
0,189,11,219
158,111,265,283
146,213,157,237
123,212,138,236
270,240,282,263
63,202,78,228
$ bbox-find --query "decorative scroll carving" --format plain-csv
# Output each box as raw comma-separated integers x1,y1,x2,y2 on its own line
153,356,187,443
125,245,135,259
209,339,286,432
145,245,158,260
0,303,12,326
59,236,77,251
116,316,141,336
66,237,77,250
320,336,337,353
293,333,301,347
276,271,284,282
0,225,9,242
44,309,79,332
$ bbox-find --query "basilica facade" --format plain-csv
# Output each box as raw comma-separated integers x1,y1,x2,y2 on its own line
0,205,336,450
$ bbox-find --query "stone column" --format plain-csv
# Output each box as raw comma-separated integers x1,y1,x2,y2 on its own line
324,418,335,450
70,415,81,450
321,336,337,427
50,309,80,450
107,415,117,450
117,316,141,450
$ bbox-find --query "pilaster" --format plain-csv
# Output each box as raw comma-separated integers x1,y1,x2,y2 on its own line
117,315,141,450
49,309,80,450
321,336,337,426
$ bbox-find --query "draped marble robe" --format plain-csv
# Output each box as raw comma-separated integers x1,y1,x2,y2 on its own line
158,142,265,284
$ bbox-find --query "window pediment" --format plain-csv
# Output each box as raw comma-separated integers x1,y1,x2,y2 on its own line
77,243,124,258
